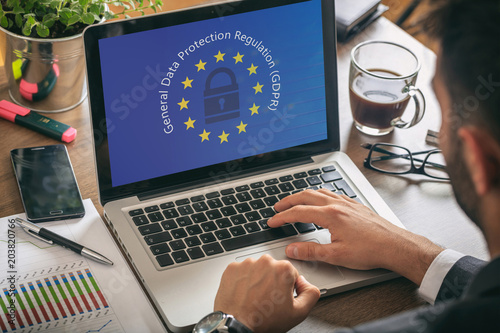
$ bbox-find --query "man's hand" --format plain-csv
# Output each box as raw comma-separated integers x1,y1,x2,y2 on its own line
214,254,320,333
268,189,444,285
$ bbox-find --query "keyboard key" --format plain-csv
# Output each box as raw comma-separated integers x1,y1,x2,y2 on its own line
156,253,174,267
258,219,271,229
279,182,294,192
221,206,237,216
221,195,238,205
192,213,208,223
148,212,164,223
250,188,266,199
129,209,144,216
186,225,203,235
245,211,261,222
230,214,247,225
163,208,179,219
236,192,252,202
279,175,293,182
139,223,162,235
171,228,188,239
202,243,224,256
264,196,279,207
249,199,265,210
260,208,276,218
221,225,298,251
322,165,336,172
150,243,170,255
208,198,223,209
145,231,172,245
206,191,220,199
201,221,217,232
292,179,308,189
200,232,216,243
244,222,261,233
216,218,232,229
235,202,251,213
170,240,186,250
175,198,190,206
178,205,194,215
265,178,279,185
294,172,307,179
161,220,177,230
145,205,159,213
215,229,231,240
278,193,291,200
264,185,280,195
172,250,190,263
185,236,201,247
132,215,148,226
191,195,205,202
193,202,209,212
321,171,343,182
306,176,322,186
160,202,174,209
250,181,264,188
206,209,222,220
308,186,319,190
236,185,250,192
187,247,205,260
334,179,357,198
176,216,193,227
308,169,322,175
295,223,316,233
320,183,336,191
221,188,235,195
229,226,246,237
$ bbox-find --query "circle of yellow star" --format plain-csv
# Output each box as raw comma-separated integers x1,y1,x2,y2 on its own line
195,60,207,71
184,117,196,130
214,51,225,62
178,97,189,110
199,129,211,142
253,82,264,94
236,121,248,133
247,64,258,75
218,130,229,143
181,77,193,89
249,103,260,116
233,52,244,64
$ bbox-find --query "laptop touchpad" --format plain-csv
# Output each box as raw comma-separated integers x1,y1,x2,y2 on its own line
235,239,345,288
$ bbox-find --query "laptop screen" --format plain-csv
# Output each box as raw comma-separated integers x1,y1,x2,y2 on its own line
84,0,339,203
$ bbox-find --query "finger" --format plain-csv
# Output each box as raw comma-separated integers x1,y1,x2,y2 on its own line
268,203,341,228
274,189,335,212
286,241,334,263
293,275,320,317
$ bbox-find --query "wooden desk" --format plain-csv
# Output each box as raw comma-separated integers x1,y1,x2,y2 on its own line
0,8,488,332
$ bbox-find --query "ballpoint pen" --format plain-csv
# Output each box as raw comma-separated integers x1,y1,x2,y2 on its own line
14,217,113,265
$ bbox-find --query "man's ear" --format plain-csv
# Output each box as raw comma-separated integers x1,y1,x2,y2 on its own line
457,127,500,195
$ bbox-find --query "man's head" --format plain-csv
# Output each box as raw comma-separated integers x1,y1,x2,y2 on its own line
424,0,500,233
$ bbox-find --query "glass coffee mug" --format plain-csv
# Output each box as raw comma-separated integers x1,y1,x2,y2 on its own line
349,41,426,136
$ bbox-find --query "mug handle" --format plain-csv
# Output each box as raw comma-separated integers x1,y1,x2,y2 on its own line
391,86,426,129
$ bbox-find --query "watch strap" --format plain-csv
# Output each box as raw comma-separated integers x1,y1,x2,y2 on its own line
225,316,253,333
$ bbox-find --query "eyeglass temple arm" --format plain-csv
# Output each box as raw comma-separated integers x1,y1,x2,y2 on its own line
366,145,446,169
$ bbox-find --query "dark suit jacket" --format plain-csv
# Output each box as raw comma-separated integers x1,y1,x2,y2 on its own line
336,255,500,333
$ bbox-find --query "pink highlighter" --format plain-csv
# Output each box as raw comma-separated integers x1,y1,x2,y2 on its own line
0,100,76,143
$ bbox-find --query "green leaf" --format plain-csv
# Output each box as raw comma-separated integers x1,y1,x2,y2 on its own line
22,22,33,36
104,11,115,20
81,12,94,24
67,14,81,25
89,4,101,16
12,6,25,14
0,15,8,29
79,0,89,7
36,24,50,37
15,13,23,28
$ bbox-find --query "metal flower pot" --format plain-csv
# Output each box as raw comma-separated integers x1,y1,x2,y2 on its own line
0,26,87,112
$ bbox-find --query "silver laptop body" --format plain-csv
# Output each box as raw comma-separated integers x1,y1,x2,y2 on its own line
84,0,405,331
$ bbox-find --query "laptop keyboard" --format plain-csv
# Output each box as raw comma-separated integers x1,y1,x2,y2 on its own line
127,165,359,268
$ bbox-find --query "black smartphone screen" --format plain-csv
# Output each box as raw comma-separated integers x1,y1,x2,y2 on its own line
11,145,85,222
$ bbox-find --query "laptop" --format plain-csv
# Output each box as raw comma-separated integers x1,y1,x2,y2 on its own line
83,0,405,331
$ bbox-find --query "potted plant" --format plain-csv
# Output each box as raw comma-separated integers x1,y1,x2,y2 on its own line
0,0,163,112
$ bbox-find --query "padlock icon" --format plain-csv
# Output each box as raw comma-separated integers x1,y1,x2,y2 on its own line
204,67,240,124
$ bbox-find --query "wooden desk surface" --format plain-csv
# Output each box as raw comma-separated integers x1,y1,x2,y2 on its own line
0,6,488,332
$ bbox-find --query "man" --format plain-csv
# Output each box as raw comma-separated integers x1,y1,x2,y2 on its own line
208,0,500,332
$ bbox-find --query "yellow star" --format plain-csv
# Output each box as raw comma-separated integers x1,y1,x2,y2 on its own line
218,130,229,143
249,103,260,115
233,52,244,64
184,117,196,130
181,77,193,89
214,51,225,62
195,60,207,71
253,82,264,94
178,97,189,110
199,129,211,142
247,63,258,75
236,121,247,133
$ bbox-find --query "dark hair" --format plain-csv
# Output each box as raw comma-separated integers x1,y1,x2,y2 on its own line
423,0,500,139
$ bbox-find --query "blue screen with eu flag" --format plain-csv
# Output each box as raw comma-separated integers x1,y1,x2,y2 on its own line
98,0,328,187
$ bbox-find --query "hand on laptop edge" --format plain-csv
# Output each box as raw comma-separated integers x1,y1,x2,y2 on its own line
269,189,444,286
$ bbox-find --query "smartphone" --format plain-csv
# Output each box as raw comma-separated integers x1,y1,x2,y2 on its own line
10,144,85,222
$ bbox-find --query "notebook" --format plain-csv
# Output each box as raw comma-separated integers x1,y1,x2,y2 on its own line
83,0,405,331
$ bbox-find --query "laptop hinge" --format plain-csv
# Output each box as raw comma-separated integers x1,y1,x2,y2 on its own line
138,155,314,202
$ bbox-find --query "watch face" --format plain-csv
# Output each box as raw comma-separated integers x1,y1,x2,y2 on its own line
195,312,224,333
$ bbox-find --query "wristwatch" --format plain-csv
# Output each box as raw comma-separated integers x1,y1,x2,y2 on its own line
193,311,253,333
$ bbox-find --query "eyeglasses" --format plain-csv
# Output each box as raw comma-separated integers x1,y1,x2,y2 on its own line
362,143,449,180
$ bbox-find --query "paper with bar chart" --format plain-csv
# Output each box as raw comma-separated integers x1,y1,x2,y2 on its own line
0,199,166,333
